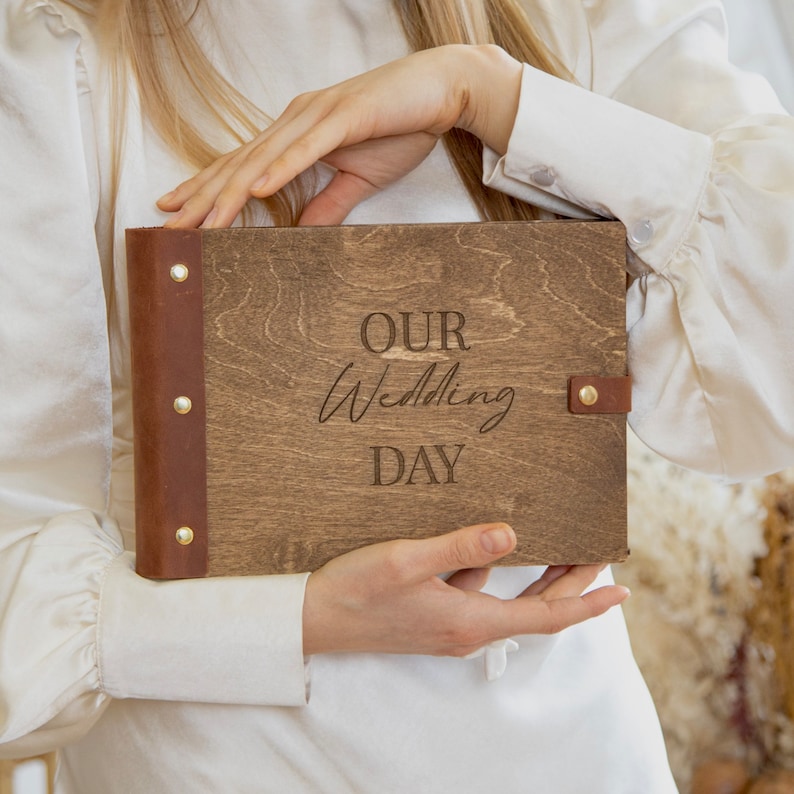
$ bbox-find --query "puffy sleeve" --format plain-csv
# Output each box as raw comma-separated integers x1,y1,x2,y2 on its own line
0,1,308,759
484,0,794,480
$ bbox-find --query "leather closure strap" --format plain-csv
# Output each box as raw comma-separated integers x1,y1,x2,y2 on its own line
568,375,632,414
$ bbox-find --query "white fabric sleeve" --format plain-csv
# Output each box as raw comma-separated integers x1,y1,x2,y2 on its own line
0,1,308,759
484,0,794,481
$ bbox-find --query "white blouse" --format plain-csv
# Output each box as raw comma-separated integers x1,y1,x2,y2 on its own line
0,0,792,791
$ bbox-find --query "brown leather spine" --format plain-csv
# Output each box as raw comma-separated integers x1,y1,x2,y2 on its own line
126,228,208,578
568,375,632,414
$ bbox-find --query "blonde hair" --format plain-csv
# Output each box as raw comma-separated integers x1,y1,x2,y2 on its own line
395,0,568,221
70,0,568,224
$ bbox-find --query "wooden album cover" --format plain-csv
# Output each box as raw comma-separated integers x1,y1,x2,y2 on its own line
126,221,630,578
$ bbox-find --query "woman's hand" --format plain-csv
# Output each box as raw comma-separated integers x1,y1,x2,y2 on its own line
302,523,629,657
157,44,523,228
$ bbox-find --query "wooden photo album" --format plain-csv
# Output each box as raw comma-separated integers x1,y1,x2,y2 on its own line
126,220,630,578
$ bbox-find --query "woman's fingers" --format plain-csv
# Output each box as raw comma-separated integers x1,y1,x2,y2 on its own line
395,523,517,583
445,567,492,592
519,563,608,599
460,579,628,645
520,565,575,597
156,149,235,209
297,170,379,227
159,154,254,228
155,46,489,228
547,584,631,632
298,133,440,225
440,580,629,654
160,105,354,228
506,581,629,637
302,523,628,657
157,146,248,219
303,523,515,656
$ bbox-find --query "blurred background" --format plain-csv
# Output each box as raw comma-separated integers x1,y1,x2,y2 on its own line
722,0,793,112
613,4,794,793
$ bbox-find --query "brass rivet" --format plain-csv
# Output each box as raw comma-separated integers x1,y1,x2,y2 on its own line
175,526,194,545
578,385,599,407
170,263,189,282
173,396,192,414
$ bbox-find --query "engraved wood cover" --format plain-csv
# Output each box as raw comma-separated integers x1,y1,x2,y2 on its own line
127,221,629,578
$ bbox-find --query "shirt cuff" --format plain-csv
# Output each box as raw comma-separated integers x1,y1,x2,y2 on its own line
483,64,714,272
97,553,310,706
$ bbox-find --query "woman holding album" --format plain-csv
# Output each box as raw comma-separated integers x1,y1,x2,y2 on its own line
1,0,793,791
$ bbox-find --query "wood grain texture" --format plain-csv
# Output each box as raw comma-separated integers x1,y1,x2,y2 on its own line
192,221,628,575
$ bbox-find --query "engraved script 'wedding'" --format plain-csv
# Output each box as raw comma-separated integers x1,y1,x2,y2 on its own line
319,361,515,434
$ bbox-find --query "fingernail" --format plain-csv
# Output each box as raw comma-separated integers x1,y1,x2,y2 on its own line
200,207,219,229
157,190,176,205
162,209,183,228
251,174,269,192
480,526,514,555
